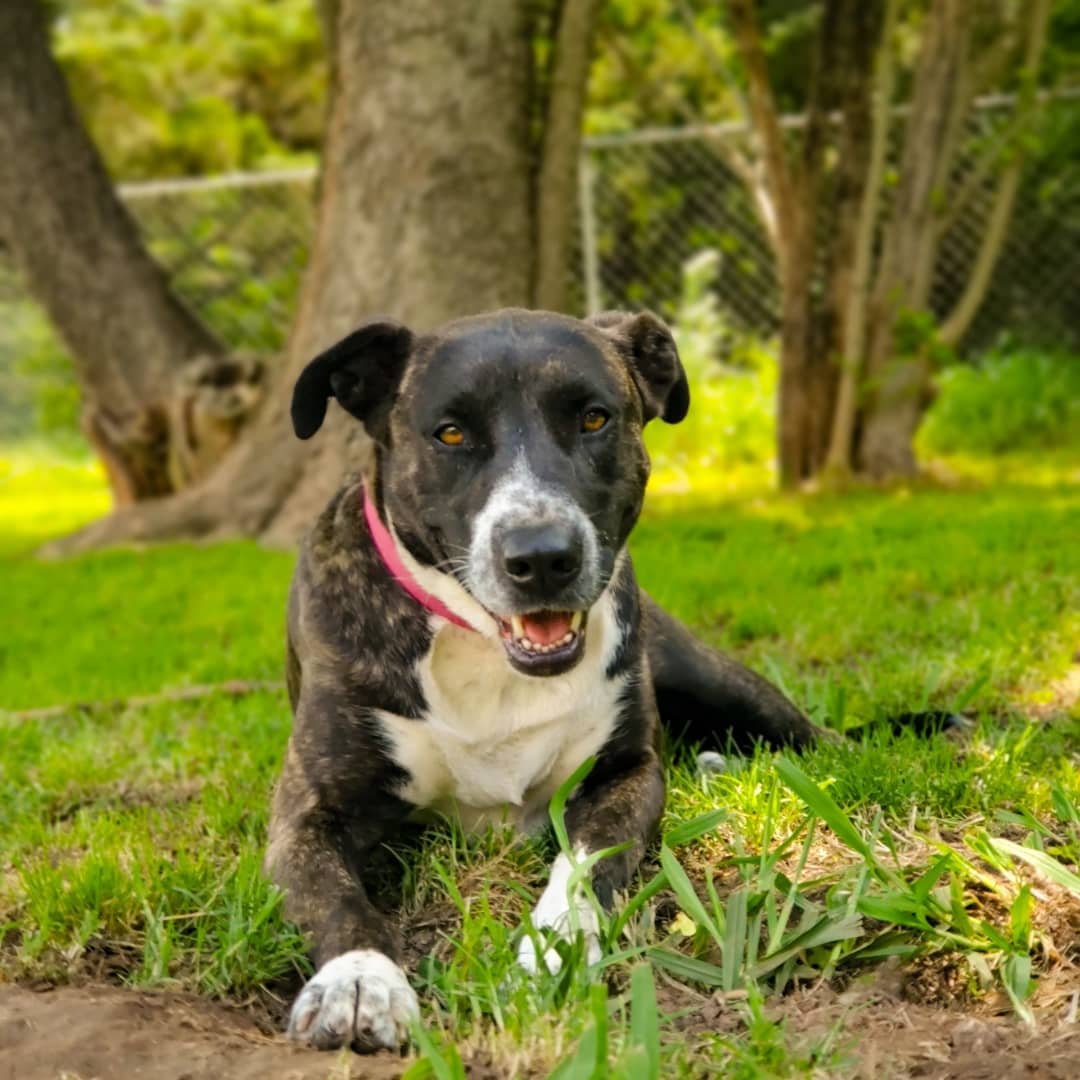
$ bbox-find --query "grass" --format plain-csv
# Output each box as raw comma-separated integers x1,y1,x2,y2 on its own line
1,449,1079,1076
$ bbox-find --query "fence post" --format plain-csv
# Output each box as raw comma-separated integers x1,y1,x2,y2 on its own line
578,150,600,315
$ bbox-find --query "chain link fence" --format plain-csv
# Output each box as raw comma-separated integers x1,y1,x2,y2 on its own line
578,93,1080,355
2,97,1078,440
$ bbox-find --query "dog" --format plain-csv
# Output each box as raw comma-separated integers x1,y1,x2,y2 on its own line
266,308,820,1053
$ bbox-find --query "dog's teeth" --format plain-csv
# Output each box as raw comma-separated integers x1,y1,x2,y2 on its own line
521,638,533,651
511,615,525,639
570,611,583,632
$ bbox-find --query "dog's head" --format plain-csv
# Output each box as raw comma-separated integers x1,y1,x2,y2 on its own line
292,309,688,676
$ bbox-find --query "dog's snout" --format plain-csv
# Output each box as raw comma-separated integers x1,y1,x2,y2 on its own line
499,524,583,594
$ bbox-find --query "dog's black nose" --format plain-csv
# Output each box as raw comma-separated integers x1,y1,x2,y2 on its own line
500,524,583,593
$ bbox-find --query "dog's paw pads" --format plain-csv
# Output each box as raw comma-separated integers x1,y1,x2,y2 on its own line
287,949,418,1053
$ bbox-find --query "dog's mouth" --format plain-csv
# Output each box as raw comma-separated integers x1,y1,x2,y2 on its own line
494,609,587,676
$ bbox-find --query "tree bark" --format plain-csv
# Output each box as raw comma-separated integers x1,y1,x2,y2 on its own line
41,0,538,556
726,0,799,259
737,0,882,487
938,0,1051,347
857,0,1048,477
0,0,226,505
824,0,899,475
534,0,602,312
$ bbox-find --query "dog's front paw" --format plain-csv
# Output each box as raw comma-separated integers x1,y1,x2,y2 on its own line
287,949,419,1053
517,853,602,975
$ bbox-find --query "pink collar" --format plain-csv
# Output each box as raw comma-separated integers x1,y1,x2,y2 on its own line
363,487,476,632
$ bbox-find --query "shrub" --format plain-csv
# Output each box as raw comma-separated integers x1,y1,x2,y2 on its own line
919,346,1080,455
646,250,777,478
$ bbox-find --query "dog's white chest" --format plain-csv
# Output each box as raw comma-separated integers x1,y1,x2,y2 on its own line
375,594,626,832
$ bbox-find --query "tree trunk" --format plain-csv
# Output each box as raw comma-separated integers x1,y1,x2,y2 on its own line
768,0,881,486
824,0,899,475
0,0,227,505
41,0,539,556
857,0,974,477
534,0,603,312
856,0,1049,478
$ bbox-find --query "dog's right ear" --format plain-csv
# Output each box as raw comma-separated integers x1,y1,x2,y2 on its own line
291,319,414,439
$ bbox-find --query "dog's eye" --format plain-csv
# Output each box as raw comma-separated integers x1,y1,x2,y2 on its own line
581,409,609,434
434,424,466,447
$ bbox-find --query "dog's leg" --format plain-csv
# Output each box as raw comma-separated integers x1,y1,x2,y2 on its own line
265,743,418,1053
518,747,665,973
642,592,819,752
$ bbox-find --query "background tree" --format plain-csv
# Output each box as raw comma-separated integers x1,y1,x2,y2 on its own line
725,0,1053,484
0,0,599,552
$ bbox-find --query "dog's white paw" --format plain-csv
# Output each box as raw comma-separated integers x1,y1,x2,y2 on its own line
517,853,602,975
287,949,419,1052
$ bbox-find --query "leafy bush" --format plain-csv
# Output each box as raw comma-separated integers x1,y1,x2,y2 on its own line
919,346,1080,455
0,301,82,448
645,250,777,481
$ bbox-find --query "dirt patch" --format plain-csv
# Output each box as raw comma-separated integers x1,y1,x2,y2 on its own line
0,984,405,1080
3,977,1080,1079
657,961,1080,1079
780,985,1080,1079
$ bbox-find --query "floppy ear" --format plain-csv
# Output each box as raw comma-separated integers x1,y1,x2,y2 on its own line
587,310,689,424
291,319,413,439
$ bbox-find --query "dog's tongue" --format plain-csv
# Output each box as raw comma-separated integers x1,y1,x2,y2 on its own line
521,611,573,646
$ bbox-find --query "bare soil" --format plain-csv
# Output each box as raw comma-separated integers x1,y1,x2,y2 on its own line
0,984,404,1080
3,976,1080,1079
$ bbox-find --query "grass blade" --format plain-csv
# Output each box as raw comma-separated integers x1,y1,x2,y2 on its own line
628,963,660,1078
665,808,727,848
660,845,723,946
649,946,727,988
989,837,1080,896
773,757,871,859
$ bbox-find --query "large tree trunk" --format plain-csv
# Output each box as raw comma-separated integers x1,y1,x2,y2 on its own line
0,0,227,505
41,0,540,556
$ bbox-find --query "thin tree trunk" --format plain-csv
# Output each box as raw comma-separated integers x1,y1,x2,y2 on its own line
858,0,975,478
824,0,898,475
761,0,881,486
726,0,799,258
534,0,602,311
0,0,225,504
858,0,1048,477
938,0,1051,347
41,0,537,557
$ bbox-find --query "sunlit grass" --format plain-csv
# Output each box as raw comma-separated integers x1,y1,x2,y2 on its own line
2,443,1079,1074
0,446,110,556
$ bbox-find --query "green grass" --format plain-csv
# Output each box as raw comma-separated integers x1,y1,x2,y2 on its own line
2,451,1079,1076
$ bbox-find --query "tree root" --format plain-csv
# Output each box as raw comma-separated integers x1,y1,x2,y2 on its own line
4,679,287,724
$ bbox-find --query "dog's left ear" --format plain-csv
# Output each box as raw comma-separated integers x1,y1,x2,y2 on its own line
587,310,689,424
291,319,414,439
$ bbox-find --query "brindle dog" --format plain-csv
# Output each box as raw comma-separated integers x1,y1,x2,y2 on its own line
267,309,817,1053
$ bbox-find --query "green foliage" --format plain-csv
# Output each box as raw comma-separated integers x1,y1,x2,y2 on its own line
646,250,777,487
919,347,1080,455
51,0,325,179
0,306,82,447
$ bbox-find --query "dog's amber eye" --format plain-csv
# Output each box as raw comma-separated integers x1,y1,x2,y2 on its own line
581,409,609,434
435,424,465,447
